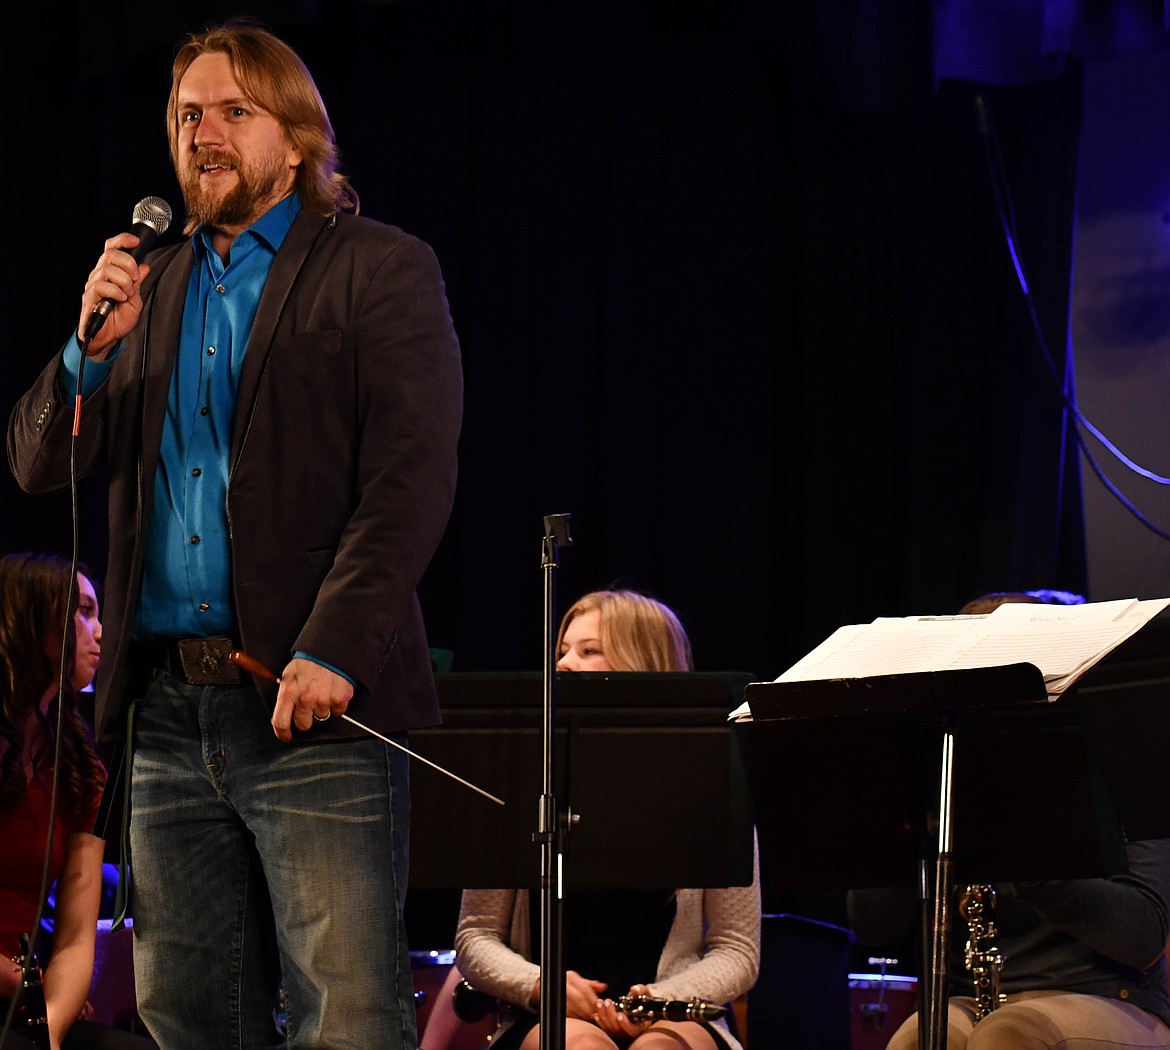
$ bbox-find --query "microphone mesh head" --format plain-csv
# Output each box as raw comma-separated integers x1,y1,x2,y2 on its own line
132,196,173,235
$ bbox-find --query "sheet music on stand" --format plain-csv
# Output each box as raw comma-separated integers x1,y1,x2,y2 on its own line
732,596,1170,720
735,597,1170,1050
734,596,1170,885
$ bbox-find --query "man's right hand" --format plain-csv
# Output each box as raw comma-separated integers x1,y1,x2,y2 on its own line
77,232,151,359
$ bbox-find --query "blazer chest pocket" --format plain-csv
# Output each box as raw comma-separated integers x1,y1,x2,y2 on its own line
274,330,346,396
279,329,343,362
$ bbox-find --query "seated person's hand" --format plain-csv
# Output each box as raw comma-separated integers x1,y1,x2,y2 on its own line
593,983,653,1039
564,970,608,1021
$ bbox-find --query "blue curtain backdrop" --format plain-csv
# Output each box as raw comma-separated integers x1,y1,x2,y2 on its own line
4,1,1168,680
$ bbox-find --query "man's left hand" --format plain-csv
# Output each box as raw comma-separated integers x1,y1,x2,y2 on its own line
272,658,354,741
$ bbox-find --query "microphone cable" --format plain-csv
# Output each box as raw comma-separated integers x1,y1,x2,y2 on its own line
0,412,83,1049
2,195,170,1046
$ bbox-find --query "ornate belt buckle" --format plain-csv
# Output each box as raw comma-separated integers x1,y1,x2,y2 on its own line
176,636,242,685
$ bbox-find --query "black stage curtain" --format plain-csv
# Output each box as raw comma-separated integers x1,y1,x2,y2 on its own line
9,1,1163,680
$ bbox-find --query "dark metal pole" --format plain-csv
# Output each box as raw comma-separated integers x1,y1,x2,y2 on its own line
926,727,956,1050
538,514,572,1050
916,855,932,1050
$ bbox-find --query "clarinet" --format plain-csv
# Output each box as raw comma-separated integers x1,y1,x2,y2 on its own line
453,980,727,1026
614,995,726,1023
13,933,50,1050
958,884,1006,1020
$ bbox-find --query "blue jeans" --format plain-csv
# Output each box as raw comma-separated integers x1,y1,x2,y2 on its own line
128,674,416,1050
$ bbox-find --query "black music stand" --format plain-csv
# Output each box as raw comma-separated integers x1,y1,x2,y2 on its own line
738,662,1130,1050
408,672,756,891
405,672,755,1046
1074,612,1170,840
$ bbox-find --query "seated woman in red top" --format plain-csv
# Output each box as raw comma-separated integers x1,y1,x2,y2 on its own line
0,553,152,1050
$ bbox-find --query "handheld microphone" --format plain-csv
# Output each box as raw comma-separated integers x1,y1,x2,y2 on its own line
615,995,727,1023
83,196,172,341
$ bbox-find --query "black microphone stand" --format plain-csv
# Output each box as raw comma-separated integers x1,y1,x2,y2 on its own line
538,513,572,1050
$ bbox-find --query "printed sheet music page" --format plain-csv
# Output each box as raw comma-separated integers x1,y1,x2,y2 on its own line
729,597,1170,721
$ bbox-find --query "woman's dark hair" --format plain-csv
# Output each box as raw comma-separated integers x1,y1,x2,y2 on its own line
0,553,105,824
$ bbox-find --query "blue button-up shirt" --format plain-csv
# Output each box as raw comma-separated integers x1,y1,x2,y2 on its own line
63,193,301,640
137,194,302,639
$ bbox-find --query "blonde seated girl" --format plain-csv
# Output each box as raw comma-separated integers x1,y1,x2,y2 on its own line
425,590,759,1050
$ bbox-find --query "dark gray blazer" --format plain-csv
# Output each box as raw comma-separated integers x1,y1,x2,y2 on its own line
9,208,463,744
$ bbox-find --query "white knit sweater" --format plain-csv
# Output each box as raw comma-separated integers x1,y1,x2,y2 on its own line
454,841,760,1050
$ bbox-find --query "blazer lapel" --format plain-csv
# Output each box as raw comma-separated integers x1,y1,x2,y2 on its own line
230,209,335,461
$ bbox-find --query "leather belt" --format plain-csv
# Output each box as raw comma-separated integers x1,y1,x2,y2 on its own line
132,635,242,685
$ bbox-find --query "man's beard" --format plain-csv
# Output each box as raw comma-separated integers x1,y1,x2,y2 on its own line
180,147,291,231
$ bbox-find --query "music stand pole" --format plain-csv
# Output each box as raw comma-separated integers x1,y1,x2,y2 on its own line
917,856,932,1050
926,724,956,1050
538,514,572,1050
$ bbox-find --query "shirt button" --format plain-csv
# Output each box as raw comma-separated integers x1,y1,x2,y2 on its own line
200,406,209,416
190,535,201,545
192,468,202,477
216,284,226,294
207,346,216,356
198,602,210,612
1119,988,1130,1000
